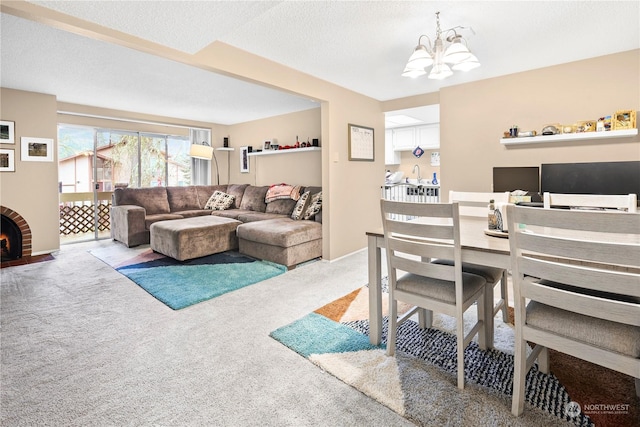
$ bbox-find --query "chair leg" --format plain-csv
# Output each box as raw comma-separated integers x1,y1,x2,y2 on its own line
538,347,549,374
511,330,528,416
418,308,433,329
456,312,465,389
500,271,509,323
386,296,398,357
482,284,494,349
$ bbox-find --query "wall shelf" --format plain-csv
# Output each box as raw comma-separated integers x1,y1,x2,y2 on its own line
500,128,637,146
247,146,321,157
215,147,234,151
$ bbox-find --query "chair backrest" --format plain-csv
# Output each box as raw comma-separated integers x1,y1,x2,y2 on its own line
507,205,640,326
543,192,637,212
380,200,463,285
449,191,510,217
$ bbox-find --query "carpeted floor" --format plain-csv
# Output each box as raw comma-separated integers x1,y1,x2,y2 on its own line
90,245,286,309
271,281,640,427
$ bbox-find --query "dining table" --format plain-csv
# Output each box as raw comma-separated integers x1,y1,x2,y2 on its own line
366,215,511,346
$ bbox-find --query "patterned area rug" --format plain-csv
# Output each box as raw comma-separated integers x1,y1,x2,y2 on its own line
91,245,286,310
271,280,638,427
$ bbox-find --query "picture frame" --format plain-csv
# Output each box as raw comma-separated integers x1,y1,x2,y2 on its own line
0,120,15,144
348,123,374,161
21,137,54,162
613,110,636,130
263,140,272,151
0,148,15,172
240,146,250,173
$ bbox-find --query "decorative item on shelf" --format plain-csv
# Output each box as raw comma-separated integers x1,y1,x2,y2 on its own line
412,146,425,158
517,130,537,137
312,138,319,147
576,120,596,133
402,11,480,80
509,125,519,137
431,172,438,185
271,143,279,150
562,124,575,134
541,124,560,135
613,110,636,130
223,136,229,148
263,140,271,151
597,116,612,131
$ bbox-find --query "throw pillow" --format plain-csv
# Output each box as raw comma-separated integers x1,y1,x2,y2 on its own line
290,191,310,220
303,191,322,220
204,191,235,210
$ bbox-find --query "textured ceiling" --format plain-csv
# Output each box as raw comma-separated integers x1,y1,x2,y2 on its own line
1,1,638,125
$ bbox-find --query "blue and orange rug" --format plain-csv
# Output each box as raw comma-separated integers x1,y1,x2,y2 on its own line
91,245,286,310
269,282,628,427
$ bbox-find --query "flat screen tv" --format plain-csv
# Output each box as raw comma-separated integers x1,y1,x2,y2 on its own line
493,167,540,194
541,161,640,205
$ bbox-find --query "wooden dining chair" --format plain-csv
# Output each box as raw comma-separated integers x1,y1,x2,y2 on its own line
507,205,640,417
543,192,637,212
380,200,493,389
447,190,512,323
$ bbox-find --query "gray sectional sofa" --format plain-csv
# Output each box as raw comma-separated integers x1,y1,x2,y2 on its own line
111,184,322,268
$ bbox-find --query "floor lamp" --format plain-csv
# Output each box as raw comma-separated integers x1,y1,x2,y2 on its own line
189,142,220,185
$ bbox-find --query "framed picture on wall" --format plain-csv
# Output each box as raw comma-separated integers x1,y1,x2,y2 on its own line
240,146,250,173
21,137,54,162
348,123,374,161
0,148,15,172
0,120,15,144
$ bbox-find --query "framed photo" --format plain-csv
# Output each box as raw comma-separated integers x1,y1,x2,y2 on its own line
348,123,374,161
0,148,15,172
0,120,15,144
431,151,440,166
613,110,637,130
240,146,250,173
263,140,271,151
21,137,54,162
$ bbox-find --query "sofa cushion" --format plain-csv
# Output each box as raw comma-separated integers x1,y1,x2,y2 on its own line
237,218,322,248
114,187,170,215
290,191,310,220
144,213,184,230
303,191,322,220
239,186,269,212
166,186,200,212
204,190,236,210
195,185,227,208
172,210,214,218
227,184,249,209
238,212,288,223
266,198,298,216
210,209,250,220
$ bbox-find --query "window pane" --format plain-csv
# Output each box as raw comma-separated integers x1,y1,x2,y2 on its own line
140,134,167,187
167,136,191,186
102,131,140,188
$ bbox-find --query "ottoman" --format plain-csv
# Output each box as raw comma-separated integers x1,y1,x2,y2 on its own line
150,215,241,261
237,218,322,269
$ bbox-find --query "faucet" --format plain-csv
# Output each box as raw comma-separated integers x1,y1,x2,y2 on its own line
412,164,421,182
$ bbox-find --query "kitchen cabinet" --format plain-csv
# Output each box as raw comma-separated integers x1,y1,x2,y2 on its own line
391,124,440,151
385,129,400,165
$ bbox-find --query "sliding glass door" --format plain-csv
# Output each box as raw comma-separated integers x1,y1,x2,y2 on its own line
58,125,191,244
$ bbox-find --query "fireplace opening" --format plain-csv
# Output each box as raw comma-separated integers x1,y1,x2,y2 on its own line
1,215,22,261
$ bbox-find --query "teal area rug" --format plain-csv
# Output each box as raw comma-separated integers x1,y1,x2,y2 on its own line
270,285,601,427
91,246,286,310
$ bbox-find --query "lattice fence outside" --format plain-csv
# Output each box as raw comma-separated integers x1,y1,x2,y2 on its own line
59,202,111,235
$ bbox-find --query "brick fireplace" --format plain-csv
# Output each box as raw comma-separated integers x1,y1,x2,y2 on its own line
1,206,32,265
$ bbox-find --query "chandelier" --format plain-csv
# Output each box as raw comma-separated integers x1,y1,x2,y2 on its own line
402,12,480,80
